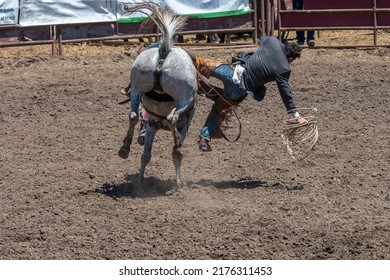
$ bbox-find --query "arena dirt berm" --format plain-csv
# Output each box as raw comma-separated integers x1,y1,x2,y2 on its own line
0,44,389,259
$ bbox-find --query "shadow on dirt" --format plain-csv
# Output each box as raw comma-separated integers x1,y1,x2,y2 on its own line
96,174,173,199
96,174,305,199
195,177,268,190
193,178,305,191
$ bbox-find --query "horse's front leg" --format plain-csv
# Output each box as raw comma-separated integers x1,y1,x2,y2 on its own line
118,92,141,159
139,120,158,183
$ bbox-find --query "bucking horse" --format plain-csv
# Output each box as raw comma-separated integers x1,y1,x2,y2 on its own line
118,1,198,188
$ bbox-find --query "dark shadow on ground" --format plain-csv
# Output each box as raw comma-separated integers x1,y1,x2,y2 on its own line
95,174,174,198
96,174,305,199
193,178,305,191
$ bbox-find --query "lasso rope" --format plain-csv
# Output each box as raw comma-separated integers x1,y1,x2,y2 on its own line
281,108,319,160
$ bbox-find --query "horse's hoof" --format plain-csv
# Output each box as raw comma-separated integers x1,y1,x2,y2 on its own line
118,147,130,159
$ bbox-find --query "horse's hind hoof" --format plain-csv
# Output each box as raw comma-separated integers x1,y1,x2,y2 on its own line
118,146,130,159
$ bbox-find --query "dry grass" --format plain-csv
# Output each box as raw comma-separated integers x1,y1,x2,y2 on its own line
283,29,390,46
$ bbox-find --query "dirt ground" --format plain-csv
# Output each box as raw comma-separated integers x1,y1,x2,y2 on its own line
0,41,389,260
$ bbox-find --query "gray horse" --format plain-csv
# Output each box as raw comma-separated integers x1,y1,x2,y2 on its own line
118,2,198,187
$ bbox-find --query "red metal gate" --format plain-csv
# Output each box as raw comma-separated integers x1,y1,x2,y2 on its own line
277,0,390,47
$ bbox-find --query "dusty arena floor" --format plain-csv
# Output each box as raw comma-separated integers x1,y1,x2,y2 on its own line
0,42,389,260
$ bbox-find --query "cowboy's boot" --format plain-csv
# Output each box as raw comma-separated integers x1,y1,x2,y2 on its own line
194,56,222,78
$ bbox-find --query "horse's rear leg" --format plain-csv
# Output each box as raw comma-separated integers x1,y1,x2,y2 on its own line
166,108,184,187
172,108,195,188
167,105,191,147
118,111,138,159
172,145,183,188
118,91,141,159
139,123,157,183
166,108,182,147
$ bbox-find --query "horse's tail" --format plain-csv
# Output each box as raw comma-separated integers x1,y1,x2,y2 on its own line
124,1,187,58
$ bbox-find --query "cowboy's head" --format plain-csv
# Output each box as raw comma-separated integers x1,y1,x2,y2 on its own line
285,42,302,63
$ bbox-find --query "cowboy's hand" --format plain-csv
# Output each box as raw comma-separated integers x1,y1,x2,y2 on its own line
296,116,309,125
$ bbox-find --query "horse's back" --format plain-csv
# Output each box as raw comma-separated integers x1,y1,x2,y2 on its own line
131,47,197,96
160,48,197,96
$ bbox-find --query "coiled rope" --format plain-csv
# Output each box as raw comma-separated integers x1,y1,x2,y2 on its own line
281,108,319,160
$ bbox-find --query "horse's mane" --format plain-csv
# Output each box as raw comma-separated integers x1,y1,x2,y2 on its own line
124,1,187,58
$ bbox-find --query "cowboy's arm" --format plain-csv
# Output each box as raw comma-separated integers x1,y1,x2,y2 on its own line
275,72,308,124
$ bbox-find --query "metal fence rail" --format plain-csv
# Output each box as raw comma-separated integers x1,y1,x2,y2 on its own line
0,3,258,55
277,0,390,48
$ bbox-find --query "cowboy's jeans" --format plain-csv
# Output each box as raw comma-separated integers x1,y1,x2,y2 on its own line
199,64,247,140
